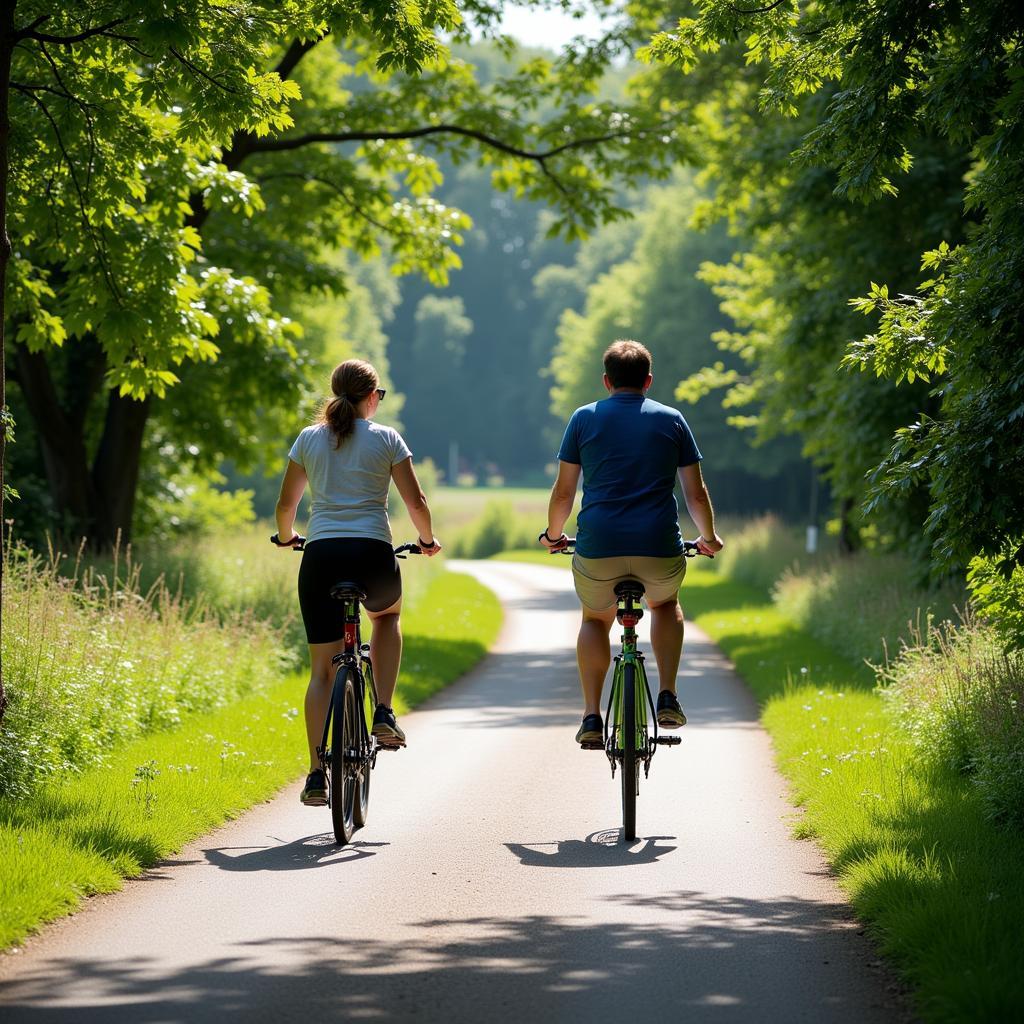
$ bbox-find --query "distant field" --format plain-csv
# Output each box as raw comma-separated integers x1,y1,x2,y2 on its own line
431,486,551,532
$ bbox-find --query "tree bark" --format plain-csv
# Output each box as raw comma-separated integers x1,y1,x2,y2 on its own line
837,496,858,556
90,391,151,548
0,0,18,726
12,342,96,531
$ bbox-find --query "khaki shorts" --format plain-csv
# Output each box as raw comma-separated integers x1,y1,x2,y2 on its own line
571,553,687,611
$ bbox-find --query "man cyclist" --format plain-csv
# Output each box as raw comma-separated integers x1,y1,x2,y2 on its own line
540,339,723,746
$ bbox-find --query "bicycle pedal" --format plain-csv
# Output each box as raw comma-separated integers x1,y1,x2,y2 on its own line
579,740,604,751
656,736,682,746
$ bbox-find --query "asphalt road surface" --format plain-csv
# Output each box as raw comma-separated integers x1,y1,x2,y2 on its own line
0,560,907,1023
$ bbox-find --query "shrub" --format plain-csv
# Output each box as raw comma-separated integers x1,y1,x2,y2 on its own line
449,501,536,559
878,620,1024,829
968,549,1024,653
714,513,820,593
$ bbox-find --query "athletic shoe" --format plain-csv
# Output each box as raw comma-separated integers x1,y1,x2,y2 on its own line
300,768,328,806
372,703,407,748
575,712,604,749
656,690,687,729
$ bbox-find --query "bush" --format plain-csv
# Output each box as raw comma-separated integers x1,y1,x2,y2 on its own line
448,501,536,559
968,548,1024,653
0,544,289,799
714,514,816,592
879,620,1024,829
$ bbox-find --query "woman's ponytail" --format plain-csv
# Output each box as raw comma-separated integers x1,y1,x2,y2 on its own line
321,359,379,447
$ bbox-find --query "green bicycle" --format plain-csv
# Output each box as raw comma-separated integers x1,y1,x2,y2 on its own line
558,539,704,841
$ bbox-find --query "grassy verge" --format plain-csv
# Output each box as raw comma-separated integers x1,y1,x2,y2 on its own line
490,548,572,567
682,568,1024,1023
0,570,500,950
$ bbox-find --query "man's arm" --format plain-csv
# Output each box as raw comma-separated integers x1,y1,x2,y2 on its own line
541,460,581,547
678,463,723,555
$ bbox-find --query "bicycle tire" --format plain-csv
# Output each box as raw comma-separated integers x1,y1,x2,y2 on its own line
330,667,358,845
353,672,372,828
621,661,638,841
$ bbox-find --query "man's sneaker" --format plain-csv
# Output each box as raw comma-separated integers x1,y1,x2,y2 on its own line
372,704,407,748
575,713,604,749
300,768,328,806
656,690,687,729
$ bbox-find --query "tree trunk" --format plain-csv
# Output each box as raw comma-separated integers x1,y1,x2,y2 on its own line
0,0,17,726
91,391,151,548
837,496,858,556
12,342,97,532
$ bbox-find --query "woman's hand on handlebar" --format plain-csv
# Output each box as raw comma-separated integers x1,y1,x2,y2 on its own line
271,532,305,550
417,537,442,557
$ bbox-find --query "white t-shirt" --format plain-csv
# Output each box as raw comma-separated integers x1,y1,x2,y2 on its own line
288,421,412,545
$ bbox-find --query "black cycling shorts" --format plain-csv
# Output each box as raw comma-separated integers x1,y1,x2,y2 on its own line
297,537,402,645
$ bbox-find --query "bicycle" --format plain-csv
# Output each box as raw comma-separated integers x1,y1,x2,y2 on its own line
551,538,707,842
271,533,422,845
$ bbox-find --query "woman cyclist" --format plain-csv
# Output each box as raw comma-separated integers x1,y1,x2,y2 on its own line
273,359,441,806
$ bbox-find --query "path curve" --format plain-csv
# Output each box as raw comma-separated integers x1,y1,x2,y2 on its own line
0,560,906,1022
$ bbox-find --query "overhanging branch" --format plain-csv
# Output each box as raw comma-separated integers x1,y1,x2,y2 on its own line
240,123,637,163
17,16,132,45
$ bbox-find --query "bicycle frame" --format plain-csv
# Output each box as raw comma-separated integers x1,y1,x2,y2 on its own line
604,591,660,778
317,595,378,806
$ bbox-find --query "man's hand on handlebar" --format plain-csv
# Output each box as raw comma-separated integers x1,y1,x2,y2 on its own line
538,529,570,552
695,532,724,557
271,532,305,550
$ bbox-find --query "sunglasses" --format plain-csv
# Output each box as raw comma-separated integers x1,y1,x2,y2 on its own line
375,388,386,401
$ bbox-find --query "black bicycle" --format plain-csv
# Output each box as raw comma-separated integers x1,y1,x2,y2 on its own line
272,534,422,845
551,538,707,841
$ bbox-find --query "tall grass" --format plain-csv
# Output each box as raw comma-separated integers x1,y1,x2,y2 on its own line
879,619,1024,829
0,543,288,799
774,554,961,665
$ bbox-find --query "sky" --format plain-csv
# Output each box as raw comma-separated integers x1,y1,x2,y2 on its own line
494,5,609,49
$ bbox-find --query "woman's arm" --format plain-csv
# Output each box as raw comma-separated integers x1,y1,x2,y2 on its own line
275,459,307,544
391,457,441,555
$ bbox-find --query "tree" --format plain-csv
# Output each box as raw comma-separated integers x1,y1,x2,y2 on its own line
549,175,808,515
644,0,1024,576
4,1,695,548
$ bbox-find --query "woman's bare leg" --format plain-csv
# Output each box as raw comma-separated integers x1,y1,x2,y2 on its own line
366,598,403,706
305,640,344,770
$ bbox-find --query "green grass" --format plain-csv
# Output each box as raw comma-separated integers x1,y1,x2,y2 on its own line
0,569,500,950
682,566,1024,1024
490,548,572,567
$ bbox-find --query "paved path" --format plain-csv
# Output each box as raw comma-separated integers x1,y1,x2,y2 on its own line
0,560,906,1023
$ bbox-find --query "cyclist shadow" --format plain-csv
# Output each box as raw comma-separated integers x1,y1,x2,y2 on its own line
505,830,676,868
203,833,389,872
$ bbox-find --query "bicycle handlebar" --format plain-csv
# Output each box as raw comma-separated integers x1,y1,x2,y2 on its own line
542,536,713,559
271,534,425,557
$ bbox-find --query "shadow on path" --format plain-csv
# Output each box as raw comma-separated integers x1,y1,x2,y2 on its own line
506,830,678,867
203,834,389,872
0,891,897,1023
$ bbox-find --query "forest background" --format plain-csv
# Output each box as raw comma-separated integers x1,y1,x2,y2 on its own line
2,0,1023,649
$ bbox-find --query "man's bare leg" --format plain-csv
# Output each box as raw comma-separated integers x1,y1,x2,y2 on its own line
577,604,618,715
649,598,684,693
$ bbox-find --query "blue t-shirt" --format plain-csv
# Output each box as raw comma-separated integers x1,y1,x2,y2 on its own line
557,392,702,559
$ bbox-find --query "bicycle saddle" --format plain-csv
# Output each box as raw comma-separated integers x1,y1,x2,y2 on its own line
614,579,646,599
330,581,367,602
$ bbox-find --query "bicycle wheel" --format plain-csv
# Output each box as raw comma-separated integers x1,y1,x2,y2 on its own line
330,667,358,845
353,669,372,829
621,661,638,841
